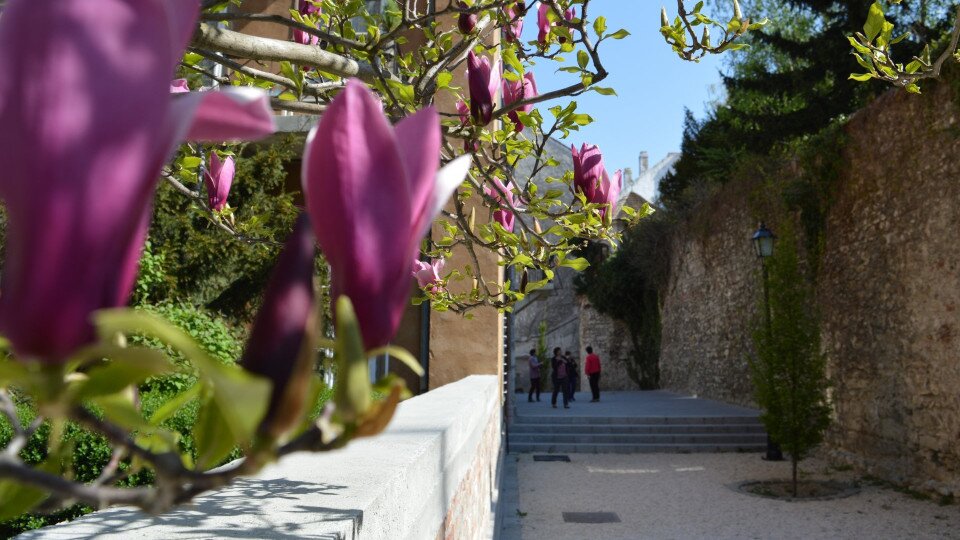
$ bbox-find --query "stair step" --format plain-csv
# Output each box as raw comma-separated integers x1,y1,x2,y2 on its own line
510,423,766,435
509,433,767,445
512,415,762,426
508,442,767,454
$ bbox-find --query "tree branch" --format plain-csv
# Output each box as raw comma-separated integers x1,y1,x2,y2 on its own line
192,23,377,82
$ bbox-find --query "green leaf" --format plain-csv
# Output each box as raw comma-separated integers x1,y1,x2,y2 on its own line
559,257,590,271
149,383,201,426
75,346,172,399
577,50,589,69
436,71,453,89
193,394,238,470
848,72,874,81
180,156,202,169
365,345,424,377
593,16,607,36
92,393,153,431
864,2,885,42
905,83,921,94
592,86,617,96
333,296,371,423
608,29,630,40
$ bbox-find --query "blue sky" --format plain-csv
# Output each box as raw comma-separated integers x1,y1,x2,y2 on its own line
522,1,726,175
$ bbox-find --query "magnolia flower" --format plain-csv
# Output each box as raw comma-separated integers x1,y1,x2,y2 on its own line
571,143,622,218
502,72,538,132
503,2,525,43
595,168,623,219
467,51,501,126
484,178,516,232
456,99,470,125
0,0,275,362
292,0,321,46
241,215,317,438
412,259,445,290
571,143,606,202
559,7,576,43
457,1,477,34
205,152,235,211
537,2,552,44
302,80,469,350
171,79,190,93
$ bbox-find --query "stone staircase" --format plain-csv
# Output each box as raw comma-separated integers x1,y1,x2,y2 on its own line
508,412,768,454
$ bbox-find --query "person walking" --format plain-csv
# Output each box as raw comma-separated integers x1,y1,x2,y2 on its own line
564,350,578,402
585,345,602,402
527,349,541,402
550,347,569,409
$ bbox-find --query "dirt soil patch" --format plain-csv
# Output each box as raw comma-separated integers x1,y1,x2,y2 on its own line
738,479,860,501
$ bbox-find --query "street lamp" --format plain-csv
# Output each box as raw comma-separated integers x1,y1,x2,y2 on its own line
752,222,783,461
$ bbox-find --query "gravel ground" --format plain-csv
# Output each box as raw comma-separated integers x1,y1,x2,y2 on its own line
511,453,960,540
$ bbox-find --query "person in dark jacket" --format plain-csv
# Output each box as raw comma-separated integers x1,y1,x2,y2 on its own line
564,350,578,402
550,347,569,409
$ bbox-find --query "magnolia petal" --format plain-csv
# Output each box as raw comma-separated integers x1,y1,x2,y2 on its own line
303,79,412,350
394,106,441,235
161,0,201,65
241,215,317,437
171,87,276,143
423,155,472,239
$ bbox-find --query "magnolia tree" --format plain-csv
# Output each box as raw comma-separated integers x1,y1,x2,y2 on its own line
0,0,644,517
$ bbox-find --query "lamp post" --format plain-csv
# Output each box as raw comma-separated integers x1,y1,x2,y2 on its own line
752,222,784,461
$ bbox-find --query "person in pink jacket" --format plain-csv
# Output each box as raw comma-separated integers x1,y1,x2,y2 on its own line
584,346,602,402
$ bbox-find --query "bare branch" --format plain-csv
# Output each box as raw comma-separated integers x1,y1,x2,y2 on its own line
192,23,377,82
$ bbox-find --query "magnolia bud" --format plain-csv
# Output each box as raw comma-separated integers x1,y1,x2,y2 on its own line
458,1,478,34
733,0,743,20
702,26,710,47
661,6,669,27
534,219,543,235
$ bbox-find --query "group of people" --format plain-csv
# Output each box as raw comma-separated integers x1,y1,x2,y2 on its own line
527,346,602,408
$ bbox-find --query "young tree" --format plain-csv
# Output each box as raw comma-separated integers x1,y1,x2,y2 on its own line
749,222,831,496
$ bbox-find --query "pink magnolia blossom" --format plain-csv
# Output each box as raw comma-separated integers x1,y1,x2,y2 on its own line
484,178,517,232
171,78,190,93
595,169,623,220
502,72,538,132
467,51,501,126
241,214,316,437
0,0,275,362
571,143,606,202
559,7,576,43
537,2,552,44
205,152,235,211
456,99,470,125
571,143,622,218
503,2,525,43
412,258,445,290
302,80,469,350
292,0,321,46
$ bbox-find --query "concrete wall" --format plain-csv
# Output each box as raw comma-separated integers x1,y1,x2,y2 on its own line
658,81,960,495
24,376,503,540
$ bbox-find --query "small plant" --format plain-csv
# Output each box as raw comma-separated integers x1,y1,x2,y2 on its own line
537,321,550,384
749,222,831,497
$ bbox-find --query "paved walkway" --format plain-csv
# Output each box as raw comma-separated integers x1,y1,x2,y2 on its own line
513,390,760,419
502,453,959,540
500,391,959,539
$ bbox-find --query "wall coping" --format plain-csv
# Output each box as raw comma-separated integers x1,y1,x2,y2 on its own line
21,375,501,540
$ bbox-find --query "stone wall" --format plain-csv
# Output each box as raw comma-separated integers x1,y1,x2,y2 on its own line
577,297,643,391
818,85,960,495
26,376,504,540
659,183,761,407
659,81,960,494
